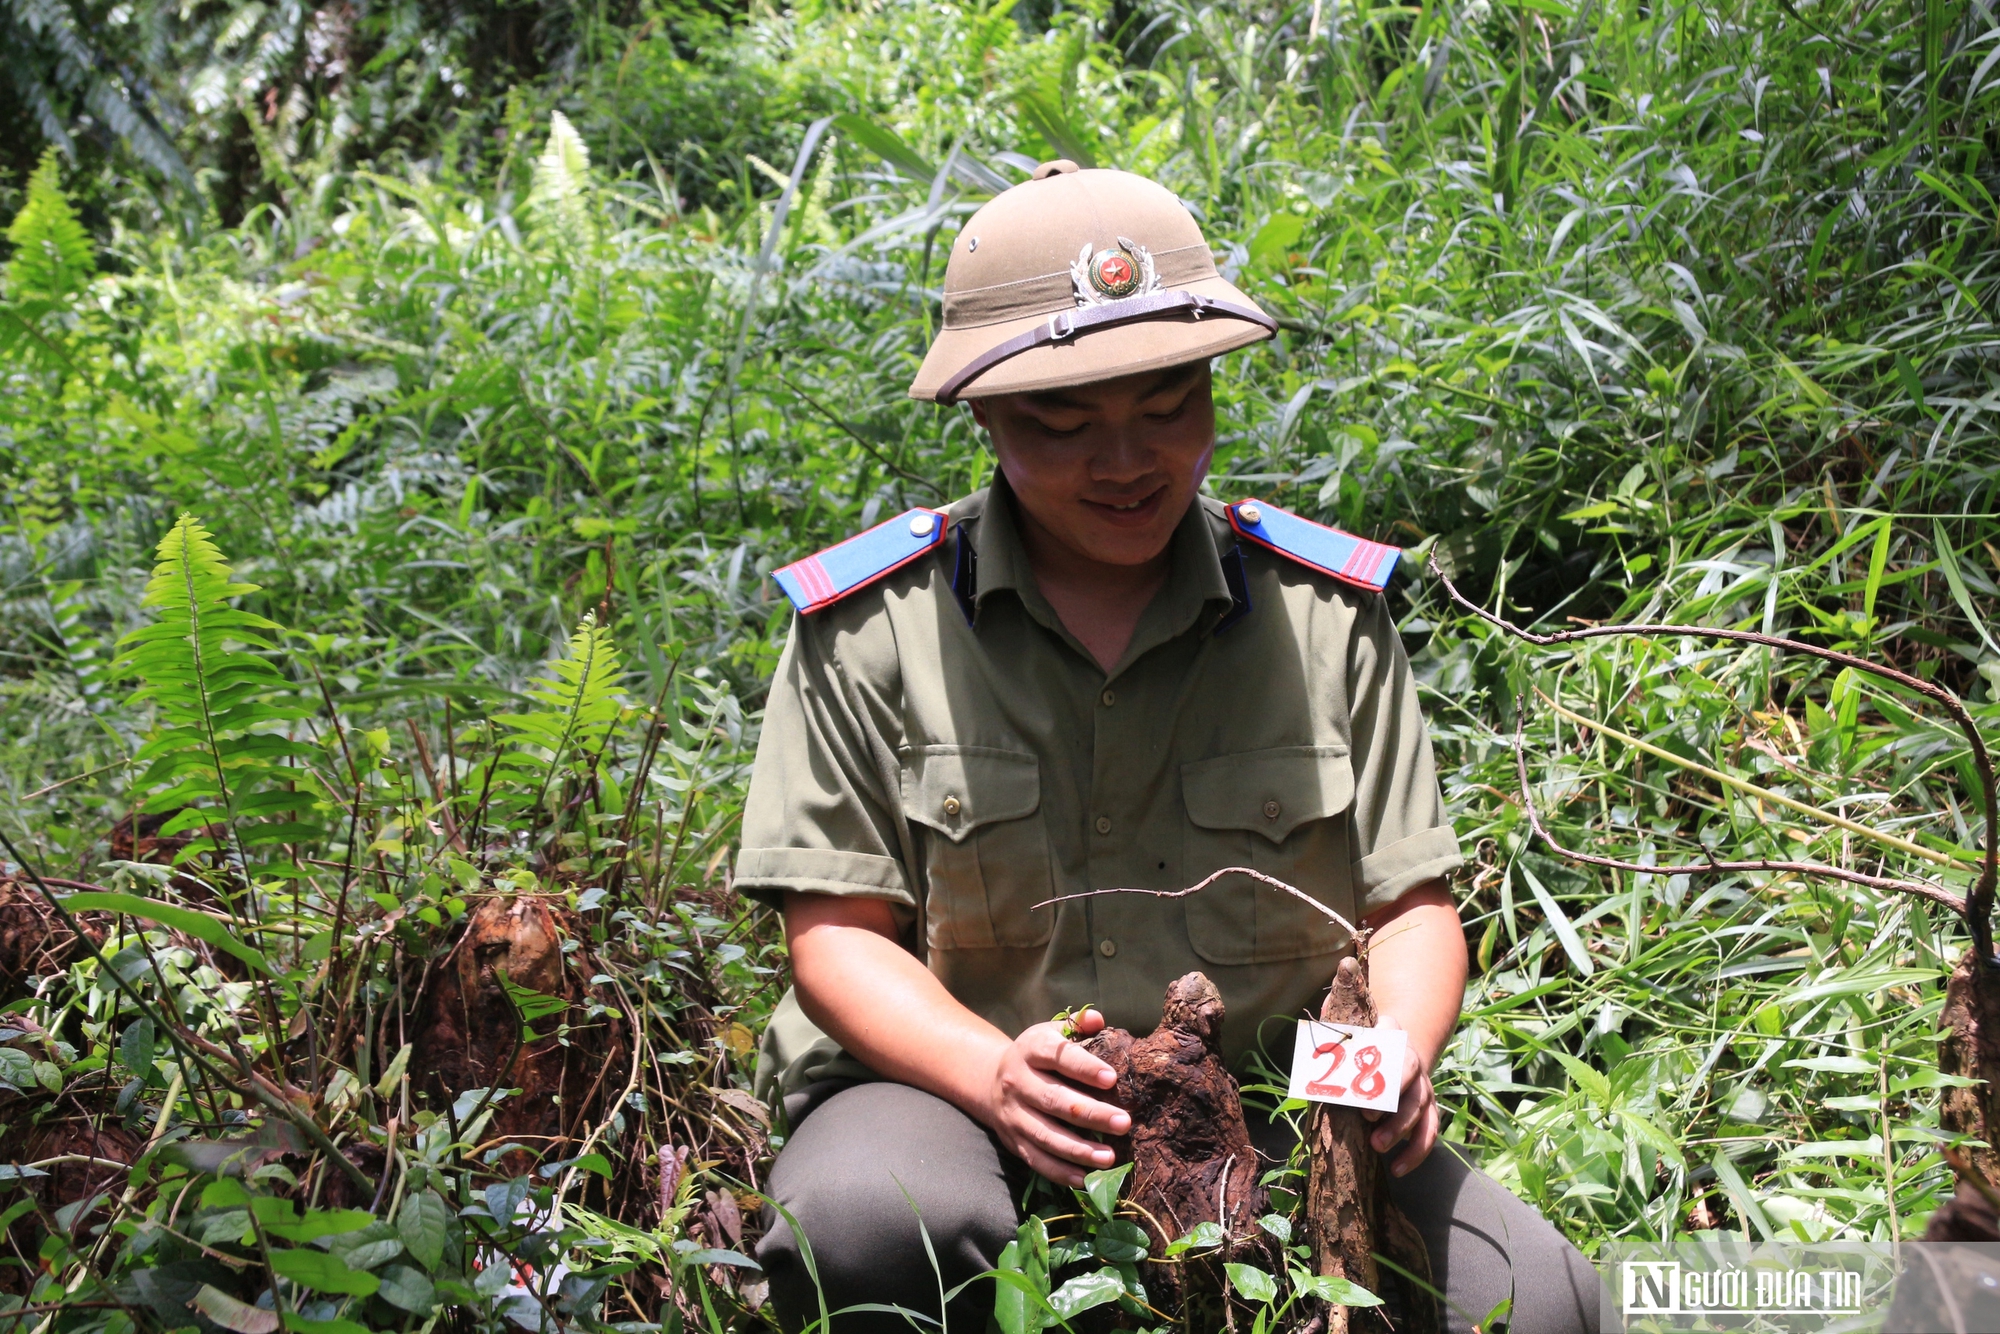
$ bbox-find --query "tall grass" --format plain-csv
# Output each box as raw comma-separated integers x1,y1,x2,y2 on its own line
0,0,1998,1321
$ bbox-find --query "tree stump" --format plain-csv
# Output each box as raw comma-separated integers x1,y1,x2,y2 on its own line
1938,949,2000,1184
1083,972,1266,1313
1305,954,1438,1334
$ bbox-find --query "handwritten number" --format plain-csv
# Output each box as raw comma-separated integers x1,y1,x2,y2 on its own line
1351,1045,1385,1098
1304,1040,1385,1101
1306,1041,1347,1096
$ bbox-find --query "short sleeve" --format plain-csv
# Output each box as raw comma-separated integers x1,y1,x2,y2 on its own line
734,617,915,915
1344,594,1463,915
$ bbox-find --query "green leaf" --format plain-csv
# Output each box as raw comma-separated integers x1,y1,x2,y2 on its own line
1516,860,1594,977
1014,84,1095,168
1225,1262,1279,1305
265,1209,376,1243
1081,1162,1131,1221
269,1248,380,1296
397,1190,450,1270
1895,354,1926,410
678,1248,762,1269
57,893,271,975
281,1317,371,1334
830,114,937,180
1294,1271,1385,1305
6,150,96,301
374,1043,413,1099
1784,1056,1881,1074
1615,1110,1688,1167
1787,968,1938,1004
1249,213,1306,268
1164,1220,1226,1257
1048,1268,1126,1319
376,1265,437,1314
1551,1051,1613,1107
192,1284,279,1334
1862,517,1893,623
993,1218,1052,1334
1932,521,2000,656
1090,1218,1150,1264
120,1017,157,1077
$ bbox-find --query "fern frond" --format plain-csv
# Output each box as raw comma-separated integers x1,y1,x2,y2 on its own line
526,111,596,250
5,149,95,302
113,514,319,865
489,612,626,824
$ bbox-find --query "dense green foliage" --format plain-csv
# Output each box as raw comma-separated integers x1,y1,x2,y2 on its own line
3,0,2000,1325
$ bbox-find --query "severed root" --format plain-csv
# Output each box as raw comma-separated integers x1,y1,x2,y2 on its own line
1084,972,1267,1314
1305,953,1438,1334
1937,947,2000,1190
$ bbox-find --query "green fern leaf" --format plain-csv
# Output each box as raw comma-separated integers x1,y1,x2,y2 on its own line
6,149,96,302
527,111,596,249
113,514,320,865
488,612,626,824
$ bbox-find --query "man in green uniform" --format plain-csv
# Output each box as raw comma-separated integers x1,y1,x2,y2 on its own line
736,162,1600,1333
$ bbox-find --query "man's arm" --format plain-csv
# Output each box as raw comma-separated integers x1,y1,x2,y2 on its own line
1357,881,1467,1174
784,891,1130,1186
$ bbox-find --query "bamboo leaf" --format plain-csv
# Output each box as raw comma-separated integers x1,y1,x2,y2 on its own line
57,892,271,974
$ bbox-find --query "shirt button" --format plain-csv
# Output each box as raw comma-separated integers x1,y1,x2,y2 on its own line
1095,816,1112,836
1098,938,1117,958
943,796,962,817
1263,799,1281,820
1100,688,1116,707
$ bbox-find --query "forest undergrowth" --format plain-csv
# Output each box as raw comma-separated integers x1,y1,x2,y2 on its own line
3,0,2000,1326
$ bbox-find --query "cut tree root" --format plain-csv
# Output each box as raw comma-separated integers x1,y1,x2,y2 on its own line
1306,953,1438,1334
411,894,626,1172
1083,972,1267,1315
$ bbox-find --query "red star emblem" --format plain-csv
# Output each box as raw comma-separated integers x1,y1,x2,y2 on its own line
1090,249,1137,296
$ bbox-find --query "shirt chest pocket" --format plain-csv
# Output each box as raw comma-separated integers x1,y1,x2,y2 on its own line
900,746,1057,952
1181,745,1356,965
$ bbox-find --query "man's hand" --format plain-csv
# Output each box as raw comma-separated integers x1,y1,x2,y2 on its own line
976,1007,1131,1187
1362,1014,1438,1176
785,893,1131,1188
1356,882,1467,1178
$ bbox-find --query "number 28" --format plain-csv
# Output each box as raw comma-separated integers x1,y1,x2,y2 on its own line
1305,1039,1386,1099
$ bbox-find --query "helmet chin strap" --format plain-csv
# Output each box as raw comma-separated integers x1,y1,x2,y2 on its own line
934,290,1276,406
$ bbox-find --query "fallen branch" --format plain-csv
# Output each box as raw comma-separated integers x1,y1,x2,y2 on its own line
1032,865,1359,936
1509,704,1968,916
1427,549,1998,958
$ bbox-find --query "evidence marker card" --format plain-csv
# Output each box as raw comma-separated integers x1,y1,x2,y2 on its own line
1287,1020,1407,1114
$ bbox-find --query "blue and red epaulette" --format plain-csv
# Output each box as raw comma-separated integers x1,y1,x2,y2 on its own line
1225,499,1401,592
773,508,950,614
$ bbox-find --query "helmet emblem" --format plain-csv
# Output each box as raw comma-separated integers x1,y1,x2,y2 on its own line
1091,249,1137,296
1070,236,1159,307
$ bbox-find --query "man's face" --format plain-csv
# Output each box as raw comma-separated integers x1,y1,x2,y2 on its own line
971,362,1216,568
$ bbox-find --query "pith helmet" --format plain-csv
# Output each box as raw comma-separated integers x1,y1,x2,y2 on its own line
908,161,1277,404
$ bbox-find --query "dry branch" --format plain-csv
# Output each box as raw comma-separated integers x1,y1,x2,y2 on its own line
1427,549,2000,1205
1031,865,1359,935
1426,549,1998,957
1508,706,1969,915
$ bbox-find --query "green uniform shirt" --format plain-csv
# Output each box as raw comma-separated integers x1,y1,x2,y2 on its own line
737,479,1462,1102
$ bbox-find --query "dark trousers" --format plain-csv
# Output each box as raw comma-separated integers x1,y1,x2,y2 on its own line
757,1081,1603,1334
